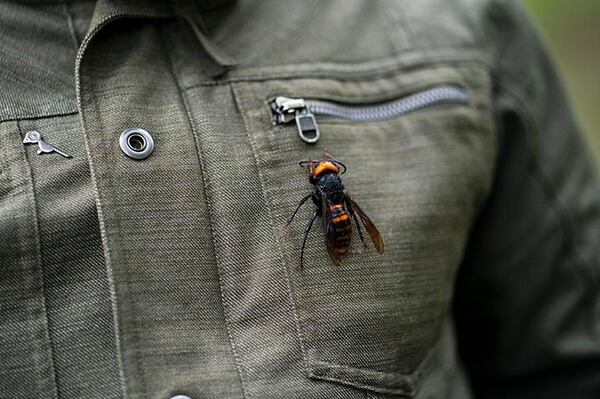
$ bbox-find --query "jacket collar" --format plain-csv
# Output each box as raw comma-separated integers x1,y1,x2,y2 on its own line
82,0,234,45
76,0,236,83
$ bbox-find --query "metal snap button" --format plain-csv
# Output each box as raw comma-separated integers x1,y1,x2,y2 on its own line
169,396,192,399
119,128,154,160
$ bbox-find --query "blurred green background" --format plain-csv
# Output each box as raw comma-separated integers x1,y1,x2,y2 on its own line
524,0,600,160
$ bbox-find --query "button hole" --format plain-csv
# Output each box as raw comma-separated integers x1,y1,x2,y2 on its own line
127,133,146,152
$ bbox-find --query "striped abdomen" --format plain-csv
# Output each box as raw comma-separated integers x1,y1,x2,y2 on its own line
330,203,352,258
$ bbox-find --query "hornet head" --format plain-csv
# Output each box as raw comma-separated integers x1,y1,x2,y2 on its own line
299,159,347,184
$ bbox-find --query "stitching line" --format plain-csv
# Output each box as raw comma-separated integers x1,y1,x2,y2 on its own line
16,120,60,399
182,51,491,89
74,13,149,399
231,82,317,378
63,3,80,49
0,111,79,125
159,24,250,399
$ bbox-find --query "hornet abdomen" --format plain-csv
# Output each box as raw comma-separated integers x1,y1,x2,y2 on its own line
329,203,352,258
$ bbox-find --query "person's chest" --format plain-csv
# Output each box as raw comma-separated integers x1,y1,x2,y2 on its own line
0,1,495,398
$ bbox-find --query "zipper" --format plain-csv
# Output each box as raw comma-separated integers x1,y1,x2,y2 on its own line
270,84,470,144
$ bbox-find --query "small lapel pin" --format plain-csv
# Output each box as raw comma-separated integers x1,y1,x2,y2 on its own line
23,130,71,158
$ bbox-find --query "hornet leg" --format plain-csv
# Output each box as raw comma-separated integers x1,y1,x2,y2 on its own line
299,210,319,270
286,193,312,227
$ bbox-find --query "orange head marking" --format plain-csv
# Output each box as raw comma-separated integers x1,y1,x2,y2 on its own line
312,161,339,178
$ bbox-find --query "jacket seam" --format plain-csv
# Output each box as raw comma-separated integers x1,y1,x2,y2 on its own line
231,81,312,378
63,3,80,49
15,120,60,399
159,25,250,399
0,110,79,124
75,13,140,399
181,50,491,89
0,107,79,125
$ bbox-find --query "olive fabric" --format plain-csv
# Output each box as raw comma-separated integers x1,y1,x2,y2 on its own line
1,0,599,398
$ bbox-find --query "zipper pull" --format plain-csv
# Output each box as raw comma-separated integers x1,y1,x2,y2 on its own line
271,96,320,144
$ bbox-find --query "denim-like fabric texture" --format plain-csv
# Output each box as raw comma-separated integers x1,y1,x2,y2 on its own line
0,3,78,122
18,114,122,397
0,120,58,398
1,0,599,398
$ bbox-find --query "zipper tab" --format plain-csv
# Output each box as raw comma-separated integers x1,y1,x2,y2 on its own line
294,113,320,144
272,96,320,143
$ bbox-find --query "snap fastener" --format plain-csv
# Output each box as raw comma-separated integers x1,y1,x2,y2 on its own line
119,128,154,160
169,396,192,399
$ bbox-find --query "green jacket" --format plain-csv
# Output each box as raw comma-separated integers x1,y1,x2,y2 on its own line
1,0,599,398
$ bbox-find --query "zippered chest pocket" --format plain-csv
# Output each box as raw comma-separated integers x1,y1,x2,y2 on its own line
271,85,470,144
232,64,496,397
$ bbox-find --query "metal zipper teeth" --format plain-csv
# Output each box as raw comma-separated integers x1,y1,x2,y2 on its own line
271,85,470,144
304,85,469,121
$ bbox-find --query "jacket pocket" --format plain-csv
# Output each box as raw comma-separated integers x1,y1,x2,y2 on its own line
232,63,496,397
270,84,470,144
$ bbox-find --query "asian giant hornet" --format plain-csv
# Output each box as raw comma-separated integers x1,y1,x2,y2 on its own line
286,153,384,269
